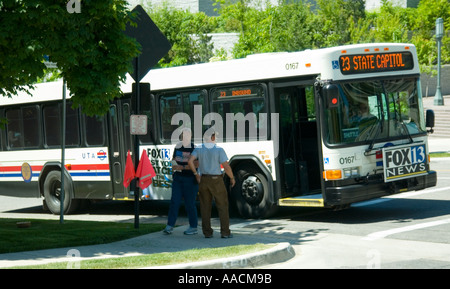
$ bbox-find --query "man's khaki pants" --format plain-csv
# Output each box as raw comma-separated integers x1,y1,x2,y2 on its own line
198,175,230,237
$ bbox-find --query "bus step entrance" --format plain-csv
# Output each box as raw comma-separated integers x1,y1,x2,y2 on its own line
278,194,324,207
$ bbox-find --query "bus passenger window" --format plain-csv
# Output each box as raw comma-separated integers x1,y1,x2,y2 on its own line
211,85,266,141
65,104,80,146
22,106,40,147
85,115,105,146
159,90,206,143
6,106,40,149
6,109,22,148
44,103,80,147
43,105,61,146
139,99,154,144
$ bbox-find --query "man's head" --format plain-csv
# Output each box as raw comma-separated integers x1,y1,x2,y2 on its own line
203,128,218,144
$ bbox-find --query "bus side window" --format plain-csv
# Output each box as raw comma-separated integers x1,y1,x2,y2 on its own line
0,111,3,151
85,115,105,146
22,106,40,148
6,109,21,148
139,95,154,144
159,90,206,143
65,104,80,146
44,103,80,147
43,104,61,146
211,84,266,141
6,106,40,149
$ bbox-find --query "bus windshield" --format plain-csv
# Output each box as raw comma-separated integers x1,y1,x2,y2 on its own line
324,78,426,145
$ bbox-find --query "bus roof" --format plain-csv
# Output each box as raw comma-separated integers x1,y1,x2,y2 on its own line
0,43,419,106
0,76,134,107
142,43,419,91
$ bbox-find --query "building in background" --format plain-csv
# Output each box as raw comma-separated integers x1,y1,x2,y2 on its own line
365,0,420,11
129,0,421,15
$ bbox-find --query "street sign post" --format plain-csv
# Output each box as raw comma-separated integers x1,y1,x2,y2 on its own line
125,5,171,228
44,55,66,224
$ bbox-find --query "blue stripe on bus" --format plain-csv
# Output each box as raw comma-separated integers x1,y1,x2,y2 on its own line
0,173,40,177
69,172,111,177
0,172,110,178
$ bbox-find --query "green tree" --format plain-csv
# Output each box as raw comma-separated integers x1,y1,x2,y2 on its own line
145,3,215,67
311,0,366,48
0,0,140,116
214,0,275,58
270,1,314,52
215,0,315,58
410,0,450,65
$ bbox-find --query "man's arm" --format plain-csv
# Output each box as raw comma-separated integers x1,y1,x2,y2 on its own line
222,161,235,187
188,154,201,183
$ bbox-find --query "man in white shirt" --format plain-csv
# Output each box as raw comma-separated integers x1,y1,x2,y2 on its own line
188,130,235,238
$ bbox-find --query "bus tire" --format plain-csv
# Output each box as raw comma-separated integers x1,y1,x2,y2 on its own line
231,164,277,219
43,171,79,215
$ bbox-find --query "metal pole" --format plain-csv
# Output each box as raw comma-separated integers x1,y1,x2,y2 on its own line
60,79,66,224
134,57,140,229
434,18,444,106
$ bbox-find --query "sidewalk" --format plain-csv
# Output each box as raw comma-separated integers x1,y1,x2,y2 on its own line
0,225,294,269
428,136,450,153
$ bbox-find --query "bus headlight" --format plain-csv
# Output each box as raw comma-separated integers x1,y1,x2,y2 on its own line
343,167,360,179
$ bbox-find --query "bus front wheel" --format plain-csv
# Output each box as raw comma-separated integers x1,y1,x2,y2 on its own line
231,165,277,219
43,171,79,215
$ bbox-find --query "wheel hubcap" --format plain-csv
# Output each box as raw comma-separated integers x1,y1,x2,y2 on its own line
241,176,263,205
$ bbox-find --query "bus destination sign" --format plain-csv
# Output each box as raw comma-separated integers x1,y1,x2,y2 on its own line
339,51,414,75
214,85,263,100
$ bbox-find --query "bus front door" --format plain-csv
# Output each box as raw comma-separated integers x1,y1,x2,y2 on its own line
274,83,322,205
108,99,134,200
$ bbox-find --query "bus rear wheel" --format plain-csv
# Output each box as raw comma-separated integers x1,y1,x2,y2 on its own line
231,164,277,219
43,171,79,215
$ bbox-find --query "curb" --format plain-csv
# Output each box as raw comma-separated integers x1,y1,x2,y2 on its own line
141,242,295,269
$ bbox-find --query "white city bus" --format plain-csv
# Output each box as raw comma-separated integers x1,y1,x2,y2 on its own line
0,43,437,218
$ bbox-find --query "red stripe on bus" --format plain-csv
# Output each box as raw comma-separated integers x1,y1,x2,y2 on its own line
0,164,109,172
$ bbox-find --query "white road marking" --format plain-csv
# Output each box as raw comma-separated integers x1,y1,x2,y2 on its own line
352,186,450,208
363,218,450,241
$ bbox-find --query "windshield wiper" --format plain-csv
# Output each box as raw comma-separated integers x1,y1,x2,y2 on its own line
365,91,385,154
391,93,414,144
365,121,382,154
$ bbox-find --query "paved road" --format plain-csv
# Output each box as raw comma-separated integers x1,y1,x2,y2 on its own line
1,143,449,268
257,157,450,268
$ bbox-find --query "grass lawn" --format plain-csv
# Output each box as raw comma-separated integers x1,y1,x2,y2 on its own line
0,218,273,269
430,152,450,158
15,244,271,269
0,218,165,254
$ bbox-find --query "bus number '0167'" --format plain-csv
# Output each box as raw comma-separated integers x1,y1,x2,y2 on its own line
339,155,355,164
285,62,299,70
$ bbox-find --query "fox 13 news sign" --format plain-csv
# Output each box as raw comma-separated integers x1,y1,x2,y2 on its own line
382,144,427,182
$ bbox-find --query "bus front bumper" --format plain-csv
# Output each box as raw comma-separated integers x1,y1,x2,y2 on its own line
323,170,437,207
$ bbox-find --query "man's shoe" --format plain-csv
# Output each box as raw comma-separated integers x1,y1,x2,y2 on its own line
163,225,173,235
184,227,198,235
221,234,233,239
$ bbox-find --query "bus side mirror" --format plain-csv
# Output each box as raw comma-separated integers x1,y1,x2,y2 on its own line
324,84,339,109
426,109,434,133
